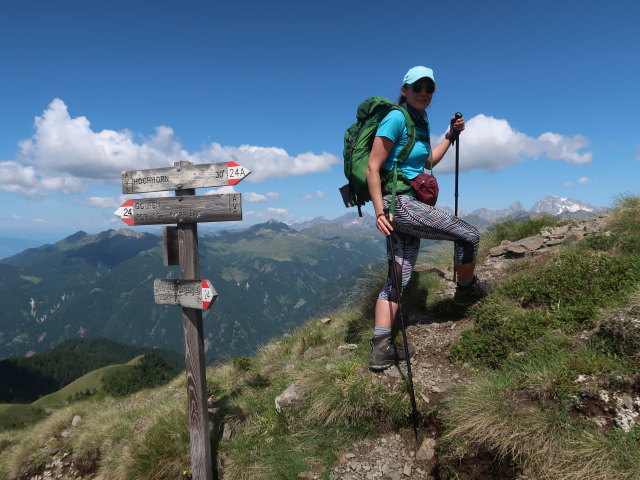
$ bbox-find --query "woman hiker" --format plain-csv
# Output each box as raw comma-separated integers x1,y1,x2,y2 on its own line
366,65,494,371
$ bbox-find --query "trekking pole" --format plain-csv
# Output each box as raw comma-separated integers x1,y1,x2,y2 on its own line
386,229,421,444
451,112,462,283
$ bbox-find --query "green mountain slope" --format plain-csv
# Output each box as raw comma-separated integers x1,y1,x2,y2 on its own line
0,338,183,403
0,219,386,360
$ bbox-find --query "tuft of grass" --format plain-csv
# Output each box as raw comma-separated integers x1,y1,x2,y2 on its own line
126,408,191,480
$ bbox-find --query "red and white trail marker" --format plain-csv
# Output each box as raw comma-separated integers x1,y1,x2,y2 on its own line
114,199,134,226
153,278,218,310
226,161,249,185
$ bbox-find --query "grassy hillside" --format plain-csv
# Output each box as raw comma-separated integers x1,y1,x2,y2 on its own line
1,352,181,433
0,404,47,431
31,361,139,409
0,338,183,403
0,197,637,480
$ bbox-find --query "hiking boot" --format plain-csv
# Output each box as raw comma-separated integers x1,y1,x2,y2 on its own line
453,276,496,305
369,333,416,371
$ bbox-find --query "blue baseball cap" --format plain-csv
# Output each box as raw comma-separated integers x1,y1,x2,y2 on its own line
403,66,435,85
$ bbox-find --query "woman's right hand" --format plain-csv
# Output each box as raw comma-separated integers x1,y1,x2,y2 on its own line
376,212,394,236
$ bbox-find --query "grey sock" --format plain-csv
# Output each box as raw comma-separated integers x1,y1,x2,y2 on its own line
373,326,392,337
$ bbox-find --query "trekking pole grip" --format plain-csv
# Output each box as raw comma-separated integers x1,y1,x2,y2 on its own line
449,112,463,145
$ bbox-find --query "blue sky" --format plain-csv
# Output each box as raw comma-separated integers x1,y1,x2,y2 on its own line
1,0,638,243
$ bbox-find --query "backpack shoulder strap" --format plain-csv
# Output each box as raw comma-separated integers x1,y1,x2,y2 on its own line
388,106,417,216
392,106,416,164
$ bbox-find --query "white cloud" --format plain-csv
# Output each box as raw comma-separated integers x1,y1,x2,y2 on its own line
436,114,592,173
40,175,86,194
244,192,280,203
9,98,339,198
205,186,237,195
267,207,290,216
33,218,46,223
0,160,88,197
73,196,119,208
196,144,339,183
0,161,40,197
563,176,595,187
300,190,326,202
245,207,292,221
18,99,192,180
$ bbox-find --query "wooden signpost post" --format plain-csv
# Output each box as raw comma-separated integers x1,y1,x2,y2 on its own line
116,160,250,480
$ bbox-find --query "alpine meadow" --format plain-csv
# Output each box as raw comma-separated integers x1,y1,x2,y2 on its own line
0,197,639,479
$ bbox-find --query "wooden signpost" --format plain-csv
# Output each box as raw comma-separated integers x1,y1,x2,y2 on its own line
114,194,242,226
154,279,218,310
121,161,251,194
116,160,250,480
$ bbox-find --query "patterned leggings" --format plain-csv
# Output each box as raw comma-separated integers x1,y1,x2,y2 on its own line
378,195,480,302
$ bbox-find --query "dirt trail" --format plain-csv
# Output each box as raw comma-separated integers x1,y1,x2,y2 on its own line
328,264,516,480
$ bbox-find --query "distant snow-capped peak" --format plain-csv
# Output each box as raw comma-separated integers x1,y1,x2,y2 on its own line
531,196,603,215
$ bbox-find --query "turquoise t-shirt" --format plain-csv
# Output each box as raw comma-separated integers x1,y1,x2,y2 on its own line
376,109,431,180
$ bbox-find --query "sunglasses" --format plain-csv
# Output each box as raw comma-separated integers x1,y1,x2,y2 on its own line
410,82,436,94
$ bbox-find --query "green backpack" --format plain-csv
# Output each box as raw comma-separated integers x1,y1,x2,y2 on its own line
339,96,421,217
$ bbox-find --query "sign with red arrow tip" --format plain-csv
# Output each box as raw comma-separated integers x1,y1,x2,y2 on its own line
114,193,242,226
153,279,218,310
121,161,251,194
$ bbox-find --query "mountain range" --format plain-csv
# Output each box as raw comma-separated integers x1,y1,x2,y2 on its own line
0,217,387,361
292,195,604,230
0,195,604,361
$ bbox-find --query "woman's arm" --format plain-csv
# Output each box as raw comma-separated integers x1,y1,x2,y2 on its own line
366,136,395,236
425,116,465,169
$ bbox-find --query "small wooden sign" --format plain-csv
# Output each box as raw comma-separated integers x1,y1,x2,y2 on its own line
154,279,218,310
114,193,242,226
121,161,251,194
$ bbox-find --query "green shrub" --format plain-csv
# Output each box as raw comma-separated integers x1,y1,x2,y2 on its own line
501,251,639,308
232,357,253,372
451,246,640,368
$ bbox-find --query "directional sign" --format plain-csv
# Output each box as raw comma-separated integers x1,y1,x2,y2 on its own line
121,161,251,194
154,279,218,310
114,193,242,226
